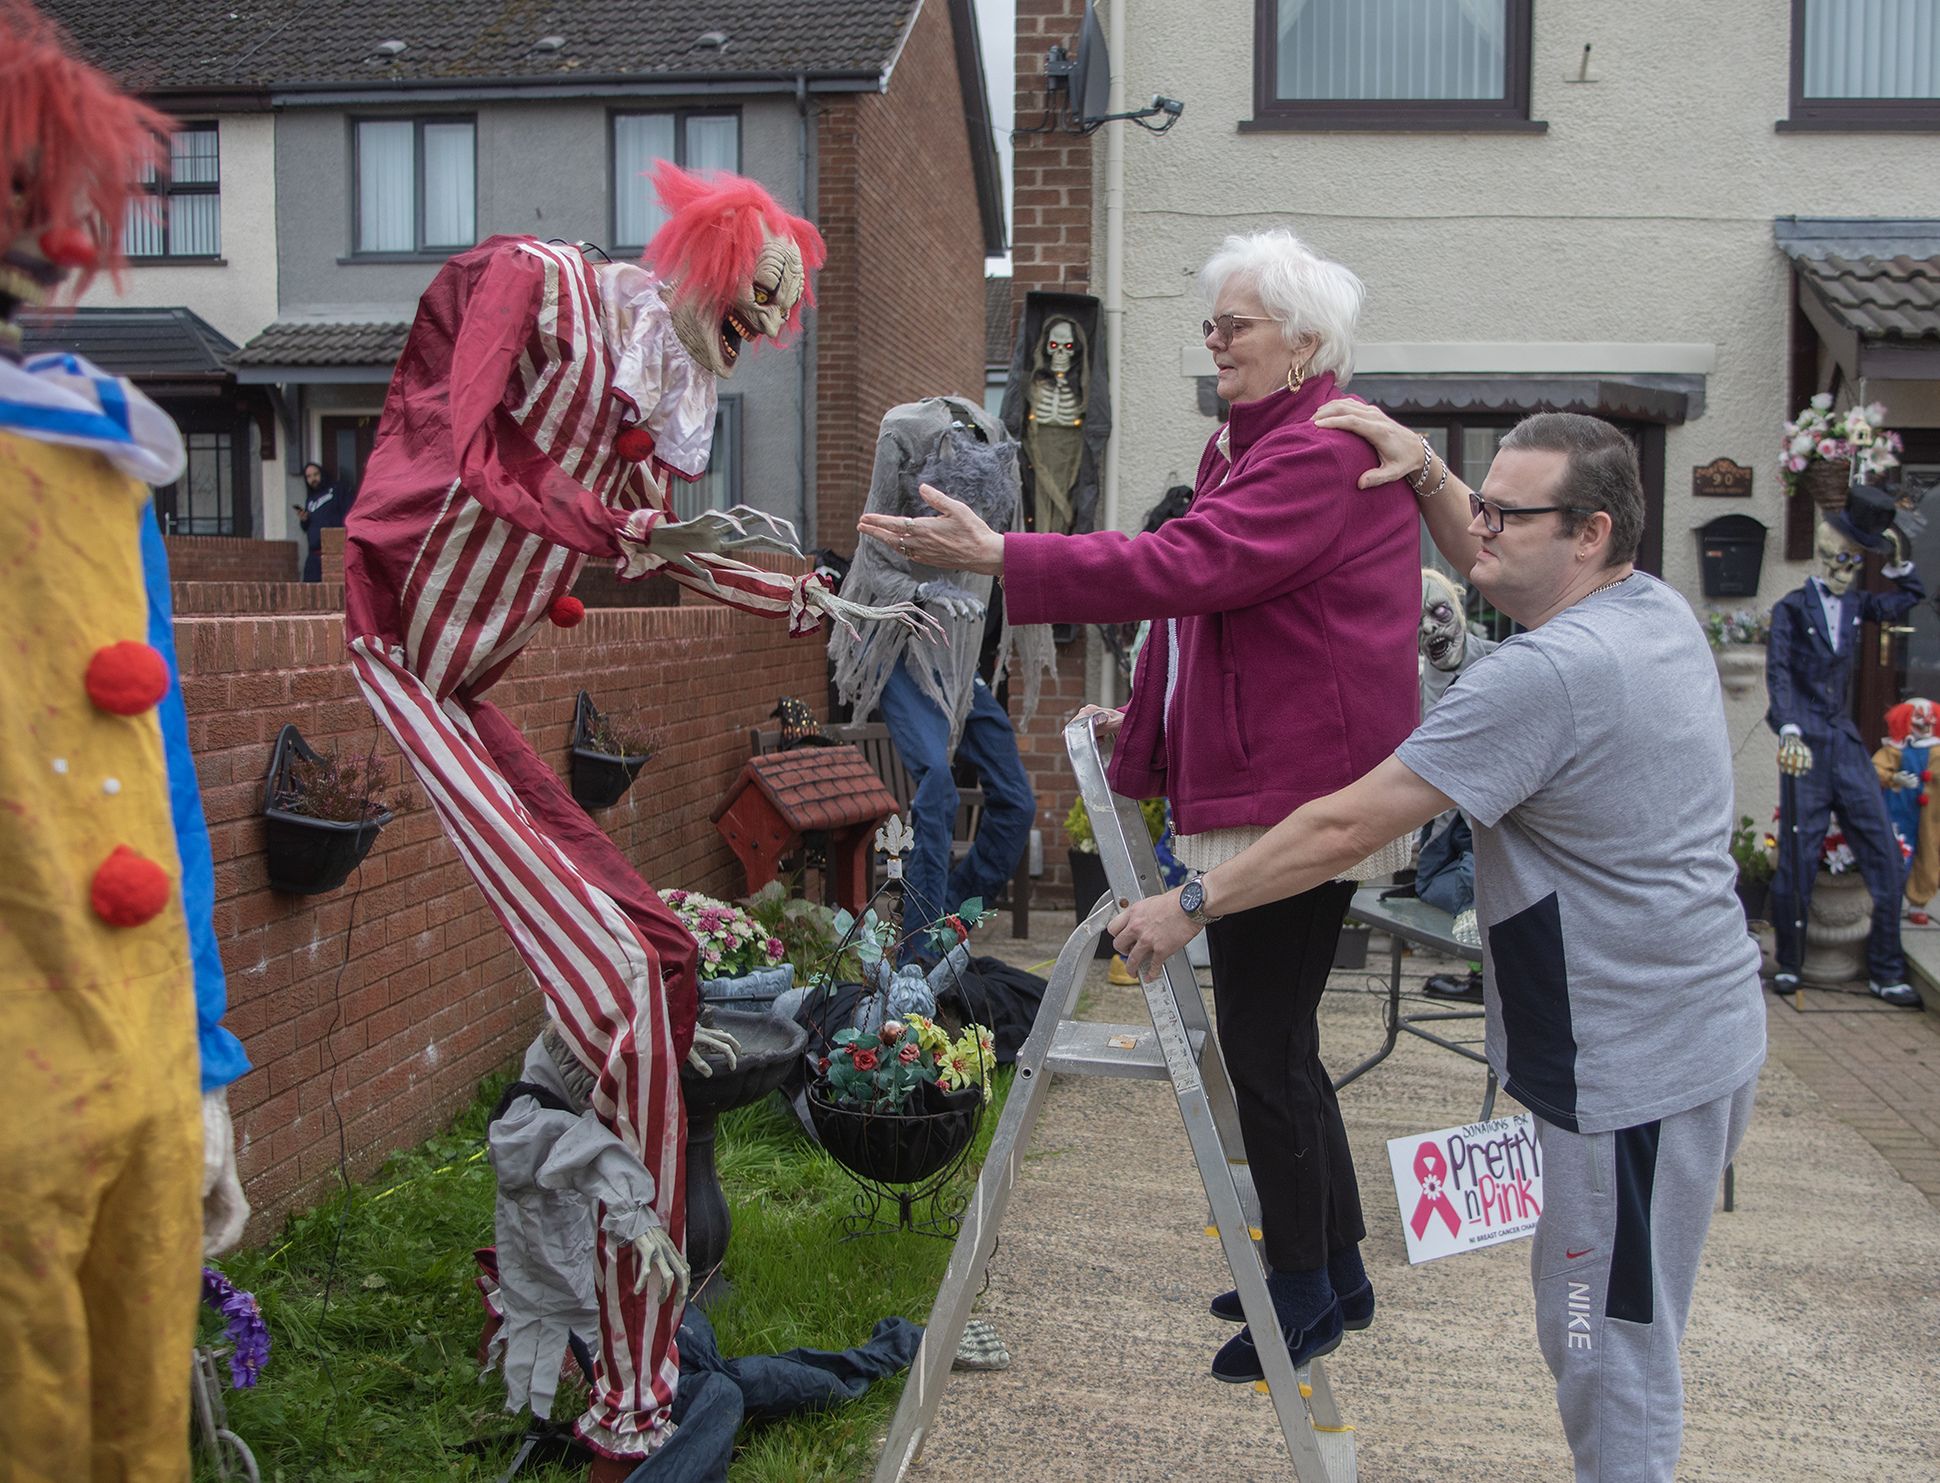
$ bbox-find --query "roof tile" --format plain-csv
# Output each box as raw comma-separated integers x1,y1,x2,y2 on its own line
717,747,900,833
1797,254,1940,344
229,320,412,368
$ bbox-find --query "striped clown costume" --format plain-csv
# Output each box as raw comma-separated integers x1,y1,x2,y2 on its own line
343,165,929,1465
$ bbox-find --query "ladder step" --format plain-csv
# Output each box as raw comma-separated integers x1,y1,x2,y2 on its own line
1044,1020,1207,1079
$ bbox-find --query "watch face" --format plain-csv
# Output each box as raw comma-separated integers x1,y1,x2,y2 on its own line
1180,879,1204,916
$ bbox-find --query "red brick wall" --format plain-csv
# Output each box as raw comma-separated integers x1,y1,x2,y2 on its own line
166,534,301,584
186,605,828,1235
814,0,989,546
1010,0,1099,903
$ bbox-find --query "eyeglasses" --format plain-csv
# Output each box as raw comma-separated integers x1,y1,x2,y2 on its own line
1202,313,1273,345
1468,490,1595,536
1822,549,1865,570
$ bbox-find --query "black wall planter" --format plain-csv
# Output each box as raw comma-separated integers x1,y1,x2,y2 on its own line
261,724,391,895
569,690,651,810
806,1080,980,1186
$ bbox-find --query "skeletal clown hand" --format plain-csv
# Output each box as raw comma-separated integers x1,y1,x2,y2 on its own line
684,1021,742,1077
914,579,986,621
628,1224,691,1306
1777,734,1815,776
617,505,805,579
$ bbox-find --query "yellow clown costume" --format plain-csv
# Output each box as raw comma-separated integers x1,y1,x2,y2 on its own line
0,352,201,1482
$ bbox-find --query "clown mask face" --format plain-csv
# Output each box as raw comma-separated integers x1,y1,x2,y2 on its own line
1045,319,1077,377
1815,521,1866,597
1419,569,1468,672
1911,701,1937,746
666,228,805,379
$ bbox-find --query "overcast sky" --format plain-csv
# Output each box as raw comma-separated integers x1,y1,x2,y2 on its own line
973,0,1015,273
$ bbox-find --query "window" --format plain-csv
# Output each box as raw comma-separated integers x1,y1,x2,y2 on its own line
156,430,242,535
126,123,220,259
675,397,740,522
353,117,475,255
1249,0,1537,130
612,111,740,251
1786,0,1940,129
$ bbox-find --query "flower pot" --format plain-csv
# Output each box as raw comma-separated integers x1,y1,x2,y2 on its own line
1803,869,1872,984
1333,924,1371,970
261,724,391,895
805,1077,980,1186
569,690,651,810
697,962,794,1014
1796,458,1851,512
1712,645,1766,700
1068,848,1114,959
1735,873,1770,924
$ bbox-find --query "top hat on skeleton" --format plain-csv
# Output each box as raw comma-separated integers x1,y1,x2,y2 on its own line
1827,482,1901,553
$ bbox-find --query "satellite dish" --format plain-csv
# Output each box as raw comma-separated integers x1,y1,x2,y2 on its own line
1070,6,1111,124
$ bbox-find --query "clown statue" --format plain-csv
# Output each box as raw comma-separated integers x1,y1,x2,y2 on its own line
1,5,250,1476
343,162,931,1475
1767,485,1925,1007
1876,698,1940,925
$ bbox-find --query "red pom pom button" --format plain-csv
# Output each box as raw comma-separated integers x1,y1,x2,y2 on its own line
548,595,586,628
614,427,657,462
85,641,170,715
1923,770,1932,783
1921,794,1931,808
90,845,171,927
38,226,99,270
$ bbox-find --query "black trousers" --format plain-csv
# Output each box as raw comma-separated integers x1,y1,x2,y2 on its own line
1205,878,1365,1273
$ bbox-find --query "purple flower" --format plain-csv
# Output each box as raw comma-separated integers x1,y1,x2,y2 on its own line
201,1266,271,1389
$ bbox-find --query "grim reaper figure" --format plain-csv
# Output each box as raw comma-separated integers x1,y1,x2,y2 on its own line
831,397,1054,946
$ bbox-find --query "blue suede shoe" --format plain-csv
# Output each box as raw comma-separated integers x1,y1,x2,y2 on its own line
1210,1300,1344,1384
1211,1279,1373,1330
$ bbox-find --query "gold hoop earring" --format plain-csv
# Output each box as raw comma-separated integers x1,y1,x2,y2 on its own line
1286,361,1306,395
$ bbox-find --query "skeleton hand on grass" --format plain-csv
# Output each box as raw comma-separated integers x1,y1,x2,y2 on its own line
627,1225,690,1308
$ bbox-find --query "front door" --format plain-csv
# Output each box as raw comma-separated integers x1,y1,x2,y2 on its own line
1873,432,1940,739
318,414,379,508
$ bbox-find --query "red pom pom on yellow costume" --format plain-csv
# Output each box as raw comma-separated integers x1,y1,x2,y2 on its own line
548,595,585,628
90,845,171,927
85,640,169,714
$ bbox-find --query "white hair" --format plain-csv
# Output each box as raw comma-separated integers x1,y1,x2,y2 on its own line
1198,228,1365,386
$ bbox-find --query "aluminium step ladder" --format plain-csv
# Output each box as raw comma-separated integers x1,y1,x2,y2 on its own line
873,715,1356,1482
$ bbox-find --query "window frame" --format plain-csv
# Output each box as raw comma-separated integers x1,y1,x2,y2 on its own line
348,114,478,260
128,120,222,262
607,107,743,255
1244,0,1543,134
1781,0,1940,131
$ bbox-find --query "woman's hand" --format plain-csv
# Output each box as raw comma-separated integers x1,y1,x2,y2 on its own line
857,483,1006,576
1071,704,1125,735
1109,888,1195,977
1314,398,1426,491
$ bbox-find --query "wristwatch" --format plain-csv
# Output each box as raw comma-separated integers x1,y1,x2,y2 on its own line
1179,872,1222,926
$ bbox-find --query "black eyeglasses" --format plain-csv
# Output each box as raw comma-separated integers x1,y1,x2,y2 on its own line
1201,313,1273,344
1468,490,1595,535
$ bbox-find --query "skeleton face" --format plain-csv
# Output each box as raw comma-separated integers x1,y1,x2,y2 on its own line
666,226,806,379
1815,520,1866,597
1419,569,1468,672
1045,319,1076,376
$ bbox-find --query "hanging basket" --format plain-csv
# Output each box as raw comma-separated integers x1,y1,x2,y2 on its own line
569,690,652,810
805,1077,981,1186
261,724,391,895
1796,458,1852,512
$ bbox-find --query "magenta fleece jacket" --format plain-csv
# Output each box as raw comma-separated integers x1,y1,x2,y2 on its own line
1002,373,1421,834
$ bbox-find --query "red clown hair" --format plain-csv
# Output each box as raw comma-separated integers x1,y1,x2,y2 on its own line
1887,699,1935,746
0,0,173,292
643,160,826,341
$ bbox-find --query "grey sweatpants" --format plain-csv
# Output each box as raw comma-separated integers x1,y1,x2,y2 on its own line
1531,1074,1758,1482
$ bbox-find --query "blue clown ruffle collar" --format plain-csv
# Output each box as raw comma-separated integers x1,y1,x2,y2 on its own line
0,350,186,486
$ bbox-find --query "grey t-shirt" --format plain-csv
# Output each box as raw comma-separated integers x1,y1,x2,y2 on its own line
1396,574,1765,1134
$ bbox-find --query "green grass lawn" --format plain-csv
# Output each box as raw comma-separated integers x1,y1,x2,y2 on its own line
199,1068,1009,1483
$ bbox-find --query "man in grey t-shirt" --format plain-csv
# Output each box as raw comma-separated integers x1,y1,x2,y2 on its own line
1111,412,1762,1483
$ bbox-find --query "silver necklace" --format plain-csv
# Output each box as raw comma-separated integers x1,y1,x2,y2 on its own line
1586,571,1634,600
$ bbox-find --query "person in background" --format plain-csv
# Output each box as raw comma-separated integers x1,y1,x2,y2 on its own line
862,227,1419,1384
297,460,347,582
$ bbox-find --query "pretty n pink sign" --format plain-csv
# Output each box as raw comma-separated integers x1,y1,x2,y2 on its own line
1386,1114,1544,1264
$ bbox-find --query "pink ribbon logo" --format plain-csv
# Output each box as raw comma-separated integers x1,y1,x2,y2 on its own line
1409,1141,1462,1240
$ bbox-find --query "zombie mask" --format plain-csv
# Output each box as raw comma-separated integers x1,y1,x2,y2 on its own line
1814,520,1866,597
1045,319,1077,377
643,161,823,382
1419,568,1468,672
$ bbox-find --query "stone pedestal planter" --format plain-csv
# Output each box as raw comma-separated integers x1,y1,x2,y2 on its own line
1803,870,1872,984
1712,645,1766,701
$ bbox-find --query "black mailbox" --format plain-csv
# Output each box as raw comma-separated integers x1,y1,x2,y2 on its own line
1697,514,1768,599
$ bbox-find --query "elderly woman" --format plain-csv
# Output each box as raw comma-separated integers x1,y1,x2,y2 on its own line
860,229,1419,1381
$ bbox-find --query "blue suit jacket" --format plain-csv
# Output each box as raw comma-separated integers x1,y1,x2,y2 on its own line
1766,570,1925,743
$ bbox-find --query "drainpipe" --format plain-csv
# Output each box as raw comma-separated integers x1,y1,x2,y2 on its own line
1099,0,1127,706
796,70,816,548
